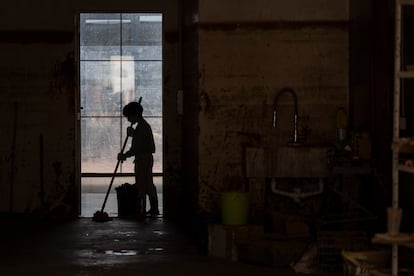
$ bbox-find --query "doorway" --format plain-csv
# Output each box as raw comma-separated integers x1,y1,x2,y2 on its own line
78,13,163,217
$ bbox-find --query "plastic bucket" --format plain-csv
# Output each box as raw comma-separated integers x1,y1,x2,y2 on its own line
221,192,249,226
115,183,137,217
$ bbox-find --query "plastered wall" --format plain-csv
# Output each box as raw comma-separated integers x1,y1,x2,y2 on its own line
197,0,350,213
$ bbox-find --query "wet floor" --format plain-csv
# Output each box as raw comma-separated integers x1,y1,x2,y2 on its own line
0,217,309,276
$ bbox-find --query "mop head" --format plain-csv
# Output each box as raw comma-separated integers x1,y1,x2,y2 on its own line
92,211,112,222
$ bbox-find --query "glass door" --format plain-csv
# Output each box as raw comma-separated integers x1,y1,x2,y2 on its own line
79,13,163,217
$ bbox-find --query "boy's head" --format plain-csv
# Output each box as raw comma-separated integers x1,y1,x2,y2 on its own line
123,101,143,116
123,101,143,122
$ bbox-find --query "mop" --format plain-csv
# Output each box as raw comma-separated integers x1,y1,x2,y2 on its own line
92,122,133,222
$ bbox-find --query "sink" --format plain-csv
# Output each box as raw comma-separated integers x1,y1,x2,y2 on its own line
245,144,332,178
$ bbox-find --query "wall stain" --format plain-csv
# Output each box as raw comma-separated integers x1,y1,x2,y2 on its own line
200,90,211,112
50,51,75,99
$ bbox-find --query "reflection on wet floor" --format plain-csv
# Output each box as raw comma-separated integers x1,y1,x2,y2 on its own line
104,250,139,256
148,247,164,252
151,230,166,236
114,231,138,236
101,248,165,256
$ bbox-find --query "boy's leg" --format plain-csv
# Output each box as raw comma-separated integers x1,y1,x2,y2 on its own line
147,183,159,217
146,155,159,217
135,161,147,220
135,184,145,220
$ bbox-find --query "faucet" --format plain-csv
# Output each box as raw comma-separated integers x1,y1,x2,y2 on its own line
273,87,299,145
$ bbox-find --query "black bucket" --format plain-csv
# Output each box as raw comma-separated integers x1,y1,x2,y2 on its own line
115,183,138,217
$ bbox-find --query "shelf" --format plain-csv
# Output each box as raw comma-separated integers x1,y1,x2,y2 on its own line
398,0,414,5
397,71,414,79
385,1,414,274
372,233,414,246
392,137,414,153
398,164,414,174
332,164,374,175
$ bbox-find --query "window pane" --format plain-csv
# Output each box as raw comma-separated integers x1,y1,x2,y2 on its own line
80,13,122,60
81,117,121,173
134,61,162,116
80,61,122,117
119,57,139,107
121,13,162,60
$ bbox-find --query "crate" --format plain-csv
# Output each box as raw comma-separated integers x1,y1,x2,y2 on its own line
342,250,389,276
318,231,369,269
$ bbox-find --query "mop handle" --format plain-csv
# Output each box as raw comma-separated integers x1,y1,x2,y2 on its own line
100,122,133,212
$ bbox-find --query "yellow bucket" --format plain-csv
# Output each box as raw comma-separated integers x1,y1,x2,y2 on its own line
221,192,249,226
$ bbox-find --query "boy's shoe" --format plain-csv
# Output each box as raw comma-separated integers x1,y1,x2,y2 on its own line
146,209,160,218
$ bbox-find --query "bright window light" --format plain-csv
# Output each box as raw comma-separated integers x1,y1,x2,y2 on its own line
139,15,162,22
85,19,131,24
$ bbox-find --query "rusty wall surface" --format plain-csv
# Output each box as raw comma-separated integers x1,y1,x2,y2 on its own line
199,0,349,22
197,1,349,214
0,43,75,215
0,0,181,218
180,0,200,221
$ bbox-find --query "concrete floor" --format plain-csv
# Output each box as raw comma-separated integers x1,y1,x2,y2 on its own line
0,217,318,276
0,175,349,276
